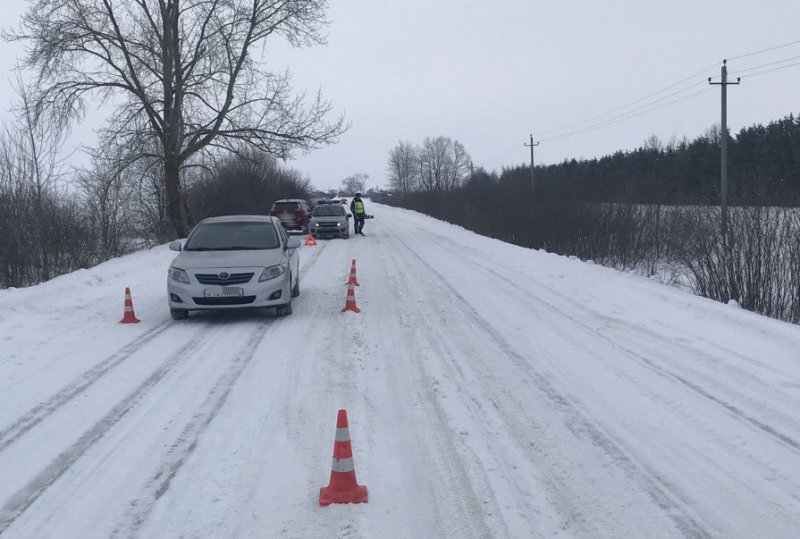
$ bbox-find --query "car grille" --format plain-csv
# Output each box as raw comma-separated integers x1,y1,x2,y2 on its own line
195,272,254,285
315,223,342,232
193,296,257,306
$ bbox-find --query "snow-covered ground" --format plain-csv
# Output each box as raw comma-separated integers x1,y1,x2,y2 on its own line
1,202,800,538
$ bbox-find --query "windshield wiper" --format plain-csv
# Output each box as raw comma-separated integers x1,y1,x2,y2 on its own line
186,246,276,251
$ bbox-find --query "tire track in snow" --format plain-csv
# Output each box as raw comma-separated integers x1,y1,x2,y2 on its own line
370,246,500,538
408,230,800,533
0,239,328,457
111,319,278,538
426,234,800,456
111,241,328,538
0,321,173,453
389,232,714,539
0,321,232,534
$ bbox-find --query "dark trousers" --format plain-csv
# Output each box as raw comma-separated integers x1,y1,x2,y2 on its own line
354,213,365,232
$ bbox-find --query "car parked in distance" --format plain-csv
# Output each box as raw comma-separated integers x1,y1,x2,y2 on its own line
269,199,312,233
167,215,300,320
309,204,351,239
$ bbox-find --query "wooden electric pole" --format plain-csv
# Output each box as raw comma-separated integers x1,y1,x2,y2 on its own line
524,134,540,192
709,60,740,240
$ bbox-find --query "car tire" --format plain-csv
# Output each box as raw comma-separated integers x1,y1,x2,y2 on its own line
170,309,189,320
275,300,292,317
291,276,300,297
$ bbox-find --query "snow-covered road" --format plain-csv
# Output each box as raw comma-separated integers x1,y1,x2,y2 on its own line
1,202,799,538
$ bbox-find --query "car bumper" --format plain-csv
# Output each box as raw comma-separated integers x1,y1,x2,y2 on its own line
277,220,306,232
311,224,348,237
167,275,291,310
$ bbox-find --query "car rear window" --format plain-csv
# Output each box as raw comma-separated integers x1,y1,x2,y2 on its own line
272,202,301,210
313,205,346,217
184,222,280,251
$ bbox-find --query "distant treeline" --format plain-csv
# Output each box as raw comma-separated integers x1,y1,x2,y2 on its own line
0,138,310,289
503,113,800,206
379,114,800,324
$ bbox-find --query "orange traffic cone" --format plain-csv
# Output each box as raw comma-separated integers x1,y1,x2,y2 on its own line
320,410,368,506
305,233,317,246
119,287,141,324
341,282,360,313
346,259,360,286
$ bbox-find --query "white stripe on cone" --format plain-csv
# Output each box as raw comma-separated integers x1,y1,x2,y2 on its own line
331,457,355,473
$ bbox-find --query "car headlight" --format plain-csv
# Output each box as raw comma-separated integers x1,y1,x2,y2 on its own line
314,222,320,227
259,262,288,282
168,267,190,284
337,221,342,226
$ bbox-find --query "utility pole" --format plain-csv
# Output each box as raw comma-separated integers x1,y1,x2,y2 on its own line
708,60,740,241
524,134,540,192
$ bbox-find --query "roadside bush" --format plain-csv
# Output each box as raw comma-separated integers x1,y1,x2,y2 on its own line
189,151,311,223
381,187,800,325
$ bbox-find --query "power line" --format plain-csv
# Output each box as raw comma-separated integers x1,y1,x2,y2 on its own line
727,38,800,61
488,39,800,168
737,59,800,79
728,54,800,77
540,87,712,143
534,62,719,136
533,40,800,140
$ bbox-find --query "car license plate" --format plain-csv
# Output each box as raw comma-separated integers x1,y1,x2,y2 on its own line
204,287,244,298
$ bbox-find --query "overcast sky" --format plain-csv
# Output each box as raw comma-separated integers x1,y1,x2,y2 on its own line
2,1,799,191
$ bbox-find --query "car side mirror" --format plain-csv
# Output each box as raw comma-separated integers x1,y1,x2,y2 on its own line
286,239,301,249
169,240,182,251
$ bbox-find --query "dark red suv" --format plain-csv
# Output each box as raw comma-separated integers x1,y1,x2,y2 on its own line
269,199,312,233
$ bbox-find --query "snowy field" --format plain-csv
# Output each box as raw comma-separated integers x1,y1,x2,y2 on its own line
1,202,800,538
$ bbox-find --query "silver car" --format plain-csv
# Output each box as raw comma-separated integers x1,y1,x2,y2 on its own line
167,215,300,320
309,204,351,239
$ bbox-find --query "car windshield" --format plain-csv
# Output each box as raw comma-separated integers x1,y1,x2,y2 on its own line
272,202,300,210
184,222,280,251
313,205,346,217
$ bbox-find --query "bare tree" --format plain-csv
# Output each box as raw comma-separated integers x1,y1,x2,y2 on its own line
8,0,345,238
77,159,135,258
417,136,469,193
444,139,470,191
11,79,66,281
419,136,449,193
341,173,367,195
642,134,664,151
387,141,418,197
0,122,93,287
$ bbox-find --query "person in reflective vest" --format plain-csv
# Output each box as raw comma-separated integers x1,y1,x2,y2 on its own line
350,193,366,235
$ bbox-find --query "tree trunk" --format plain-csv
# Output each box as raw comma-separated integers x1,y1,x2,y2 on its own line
161,0,187,239
164,156,187,238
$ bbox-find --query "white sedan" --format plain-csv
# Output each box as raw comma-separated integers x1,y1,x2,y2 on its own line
166,215,300,319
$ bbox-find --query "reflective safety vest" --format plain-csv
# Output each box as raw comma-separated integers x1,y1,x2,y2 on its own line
353,200,365,214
